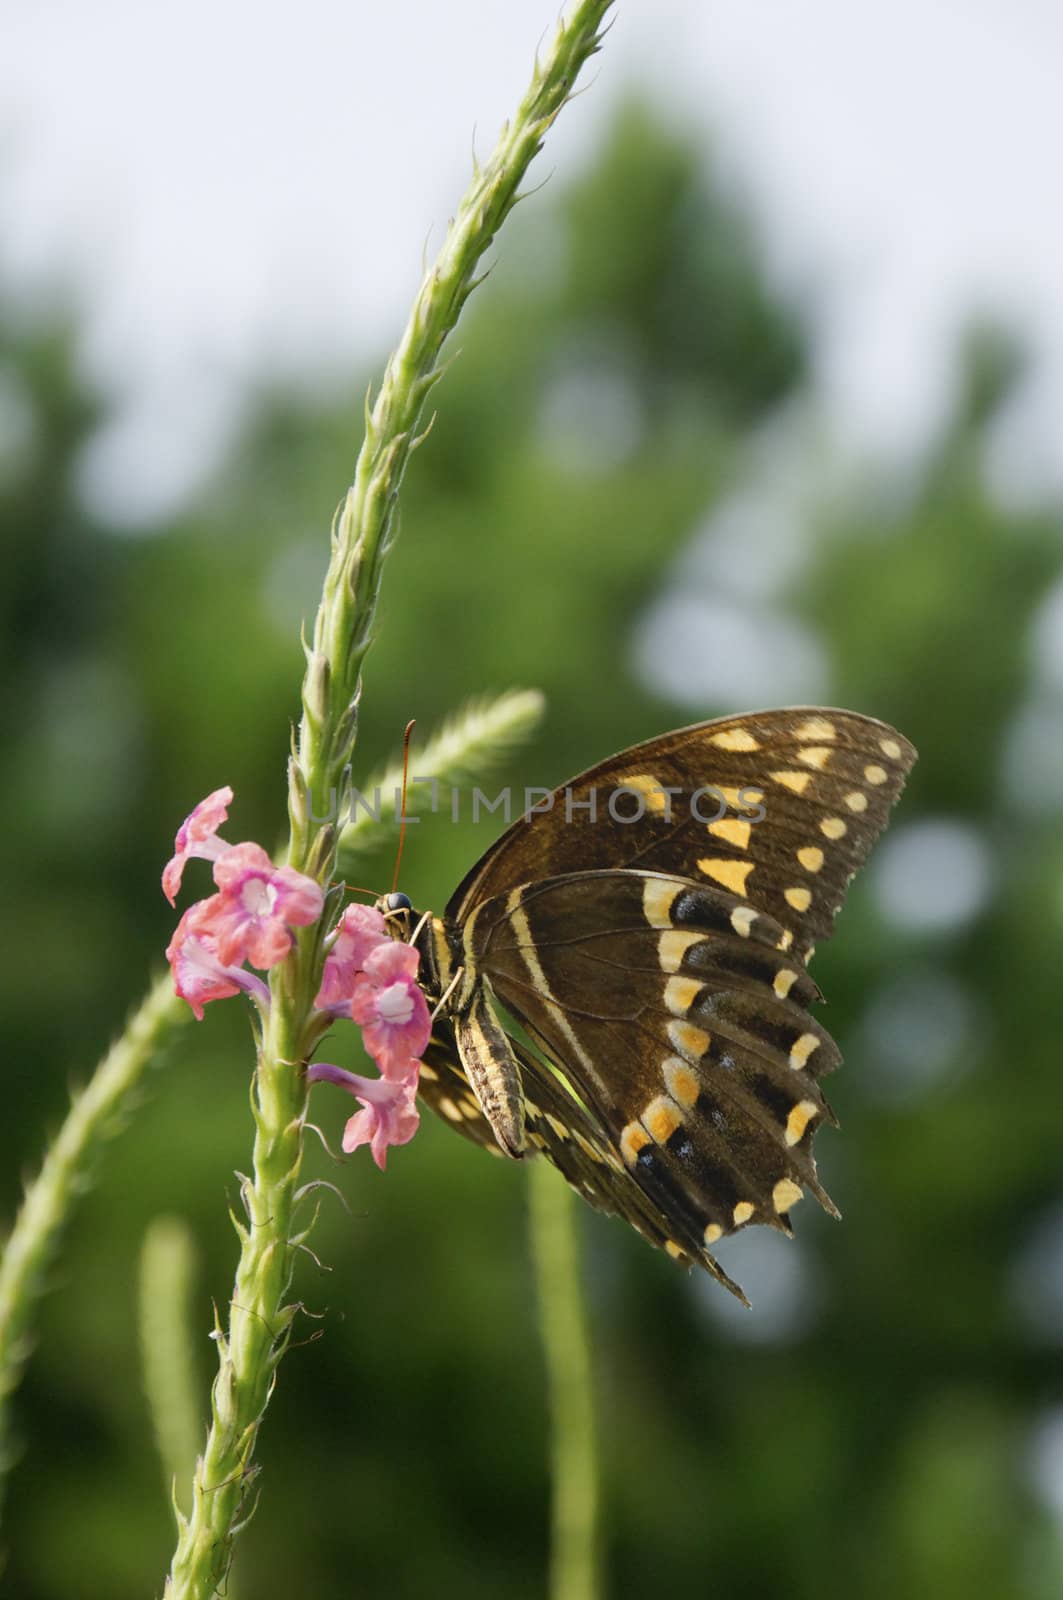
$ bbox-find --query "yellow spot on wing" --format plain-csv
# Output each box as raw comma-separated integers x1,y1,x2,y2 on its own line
785,886,812,912
710,726,760,752
704,1222,723,1245
789,1032,820,1069
731,906,757,937
707,816,752,849
785,1100,818,1146
777,929,794,952
771,769,811,795
797,846,824,872
574,1129,600,1161
620,1122,651,1165
773,1178,804,1213
643,877,679,928
732,1201,754,1226
545,1114,570,1140
773,968,799,999
845,790,868,812
418,1063,439,1081
618,773,670,813
665,1240,686,1261
798,745,833,771
864,764,887,785
716,785,764,810
880,737,902,759
820,816,848,840
698,857,754,895
643,1095,684,1144
667,1020,711,1062
664,975,702,1016
439,1097,463,1122
663,1056,700,1108
795,717,836,741
658,929,703,973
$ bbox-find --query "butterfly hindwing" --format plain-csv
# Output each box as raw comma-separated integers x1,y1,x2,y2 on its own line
464,871,840,1277
417,1022,740,1283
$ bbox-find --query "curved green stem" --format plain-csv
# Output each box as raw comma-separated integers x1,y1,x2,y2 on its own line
291,0,615,859
0,973,185,1520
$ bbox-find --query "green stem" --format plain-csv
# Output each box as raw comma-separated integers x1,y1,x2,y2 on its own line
529,1160,601,1600
167,7,613,1593
139,1217,203,1519
291,0,615,847
0,973,185,1520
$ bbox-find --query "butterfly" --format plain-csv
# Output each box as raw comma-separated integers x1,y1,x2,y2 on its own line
382,707,916,1302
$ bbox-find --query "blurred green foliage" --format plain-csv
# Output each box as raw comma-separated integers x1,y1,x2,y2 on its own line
2,99,1063,1599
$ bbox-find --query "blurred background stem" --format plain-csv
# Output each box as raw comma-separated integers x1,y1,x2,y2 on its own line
139,1216,202,1520
530,1161,601,1600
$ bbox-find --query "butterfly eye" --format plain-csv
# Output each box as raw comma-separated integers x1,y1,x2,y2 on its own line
385,892,412,913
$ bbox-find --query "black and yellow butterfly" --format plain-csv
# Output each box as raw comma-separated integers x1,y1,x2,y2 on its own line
384,707,915,1302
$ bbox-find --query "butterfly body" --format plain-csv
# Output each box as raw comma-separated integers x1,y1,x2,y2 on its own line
386,707,916,1301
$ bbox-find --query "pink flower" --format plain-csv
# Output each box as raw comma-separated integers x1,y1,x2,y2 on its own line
306,1061,421,1170
350,939,432,1079
166,900,270,1020
342,1070,421,1169
315,903,390,1011
163,786,234,905
210,842,325,969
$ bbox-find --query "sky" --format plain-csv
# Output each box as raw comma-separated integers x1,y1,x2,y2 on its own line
2,0,1062,524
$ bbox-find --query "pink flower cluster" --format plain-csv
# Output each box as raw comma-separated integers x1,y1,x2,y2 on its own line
163,788,431,1168
310,903,430,1167
164,787,323,1017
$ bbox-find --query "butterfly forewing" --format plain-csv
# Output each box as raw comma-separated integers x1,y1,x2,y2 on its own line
449,708,916,962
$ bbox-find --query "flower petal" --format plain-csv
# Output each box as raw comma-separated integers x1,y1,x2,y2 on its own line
362,938,421,985
315,903,390,1010
271,865,327,927
210,842,324,969
212,840,274,889
162,785,234,905
350,967,432,1079
340,1071,421,1169
166,898,268,1018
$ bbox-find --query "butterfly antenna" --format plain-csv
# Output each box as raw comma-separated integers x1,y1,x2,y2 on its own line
391,719,416,894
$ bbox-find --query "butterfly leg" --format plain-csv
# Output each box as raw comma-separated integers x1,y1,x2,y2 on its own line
454,988,527,1159
430,965,465,1021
